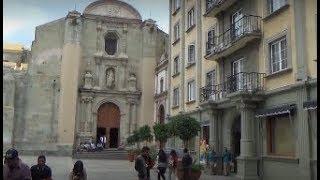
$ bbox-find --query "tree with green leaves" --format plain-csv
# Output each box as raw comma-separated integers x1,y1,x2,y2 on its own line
170,114,201,148
153,123,170,148
138,125,153,145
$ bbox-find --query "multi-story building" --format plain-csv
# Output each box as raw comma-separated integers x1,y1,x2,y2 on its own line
154,45,169,126
168,0,317,179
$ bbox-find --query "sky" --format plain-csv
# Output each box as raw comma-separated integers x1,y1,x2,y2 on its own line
3,0,169,48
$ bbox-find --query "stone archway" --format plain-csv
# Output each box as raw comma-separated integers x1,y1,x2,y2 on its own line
97,102,120,148
158,104,165,124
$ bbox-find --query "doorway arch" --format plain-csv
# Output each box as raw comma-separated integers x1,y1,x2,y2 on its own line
158,105,165,124
231,115,241,173
97,102,120,148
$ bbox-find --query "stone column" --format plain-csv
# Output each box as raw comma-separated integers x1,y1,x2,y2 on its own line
92,111,98,143
209,109,219,151
127,101,132,135
85,97,93,134
96,20,102,52
94,58,101,90
236,101,257,180
296,85,311,179
132,102,137,131
100,65,105,89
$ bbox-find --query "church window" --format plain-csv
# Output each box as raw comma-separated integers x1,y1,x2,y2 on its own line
105,33,118,55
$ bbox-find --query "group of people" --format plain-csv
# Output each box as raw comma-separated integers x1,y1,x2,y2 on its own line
135,146,193,180
3,148,87,180
78,135,107,152
200,140,235,176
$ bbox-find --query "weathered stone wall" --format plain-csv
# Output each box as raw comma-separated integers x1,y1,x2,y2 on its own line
17,19,65,150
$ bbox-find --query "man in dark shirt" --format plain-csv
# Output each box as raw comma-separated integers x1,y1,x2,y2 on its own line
135,146,149,180
181,148,193,180
3,148,32,180
30,155,52,180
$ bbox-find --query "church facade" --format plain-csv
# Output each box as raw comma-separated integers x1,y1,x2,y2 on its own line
4,0,167,155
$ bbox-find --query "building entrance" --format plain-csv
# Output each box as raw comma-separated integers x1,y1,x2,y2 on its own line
97,102,120,148
231,116,241,173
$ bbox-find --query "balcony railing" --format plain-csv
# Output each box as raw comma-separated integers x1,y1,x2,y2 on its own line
206,15,261,57
206,0,226,12
200,72,266,102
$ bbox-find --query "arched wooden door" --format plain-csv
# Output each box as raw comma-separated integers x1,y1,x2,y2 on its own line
97,102,120,148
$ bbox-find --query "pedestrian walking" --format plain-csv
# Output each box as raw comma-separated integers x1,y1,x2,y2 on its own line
157,149,168,180
30,155,52,180
144,147,153,180
181,148,192,180
69,160,87,180
208,147,218,175
222,147,231,176
167,150,178,180
135,146,150,180
3,148,32,180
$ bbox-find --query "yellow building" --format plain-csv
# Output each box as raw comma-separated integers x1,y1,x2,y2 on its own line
168,0,317,179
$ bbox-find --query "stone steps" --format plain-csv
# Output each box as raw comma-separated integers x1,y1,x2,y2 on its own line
73,149,128,160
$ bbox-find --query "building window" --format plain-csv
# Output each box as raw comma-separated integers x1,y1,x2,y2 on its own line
160,78,164,93
174,22,180,41
206,70,215,87
269,0,287,13
187,80,196,102
105,33,118,55
187,8,195,29
270,37,287,73
188,44,195,65
173,56,179,75
172,0,181,13
267,115,295,157
173,88,179,107
207,29,215,50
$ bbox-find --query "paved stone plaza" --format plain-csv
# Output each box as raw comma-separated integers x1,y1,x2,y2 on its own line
19,156,238,180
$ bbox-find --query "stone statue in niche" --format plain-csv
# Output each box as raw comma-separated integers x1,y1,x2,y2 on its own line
106,68,115,88
84,71,93,89
128,73,137,91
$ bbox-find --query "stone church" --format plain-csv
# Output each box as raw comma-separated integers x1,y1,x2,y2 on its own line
3,0,168,155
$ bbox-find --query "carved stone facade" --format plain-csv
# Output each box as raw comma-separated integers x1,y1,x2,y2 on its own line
4,0,167,155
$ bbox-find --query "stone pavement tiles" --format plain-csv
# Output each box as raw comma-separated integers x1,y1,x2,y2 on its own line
18,156,239,180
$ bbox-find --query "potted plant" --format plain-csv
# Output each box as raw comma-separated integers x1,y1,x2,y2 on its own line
174,115,201,148
126,135,136,162
170,115,201,179
190,163,203,180
126,130,141,162
153,123,170,149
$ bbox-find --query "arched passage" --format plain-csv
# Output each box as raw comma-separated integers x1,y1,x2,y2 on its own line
158,105,165,124
97,102,120,148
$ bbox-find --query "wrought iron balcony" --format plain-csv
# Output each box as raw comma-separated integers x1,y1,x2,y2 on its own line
205,0,237,17
205,15,262,60
200,72,266,102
